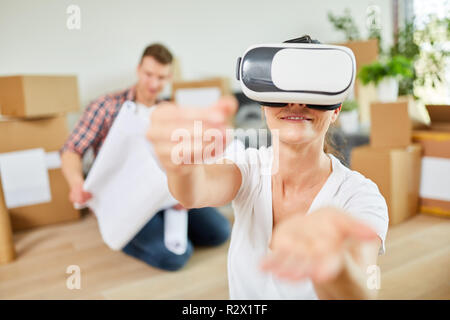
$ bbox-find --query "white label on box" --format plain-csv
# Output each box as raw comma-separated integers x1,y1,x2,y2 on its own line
420,157,450,201
0,148,52,208
175,87,221,108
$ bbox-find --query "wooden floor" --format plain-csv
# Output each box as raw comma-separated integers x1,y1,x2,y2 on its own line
0,209,449,300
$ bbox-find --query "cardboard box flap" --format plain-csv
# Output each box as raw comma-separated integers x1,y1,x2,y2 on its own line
425,105,450,131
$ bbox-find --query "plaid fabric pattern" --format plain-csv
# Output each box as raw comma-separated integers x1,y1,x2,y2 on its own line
61,86,136,157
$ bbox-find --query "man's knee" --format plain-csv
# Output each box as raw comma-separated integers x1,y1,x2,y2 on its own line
209,218,231,245
122,239,194,271
158,247,193,271
188,208,231,246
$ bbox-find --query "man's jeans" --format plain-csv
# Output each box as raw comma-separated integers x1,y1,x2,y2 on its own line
122,207,231,271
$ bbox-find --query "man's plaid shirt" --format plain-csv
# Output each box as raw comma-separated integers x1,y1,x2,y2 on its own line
61,86,136,157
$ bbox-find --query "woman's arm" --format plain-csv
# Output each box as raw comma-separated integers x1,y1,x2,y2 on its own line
313,237,381,299
147,97,241,208
261,207,381,299
166,162,241,208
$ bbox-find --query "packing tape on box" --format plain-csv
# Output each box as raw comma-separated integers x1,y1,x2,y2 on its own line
420,206,450,218
413,131,450,142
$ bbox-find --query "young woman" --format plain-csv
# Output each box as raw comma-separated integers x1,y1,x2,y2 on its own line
147,95,388,299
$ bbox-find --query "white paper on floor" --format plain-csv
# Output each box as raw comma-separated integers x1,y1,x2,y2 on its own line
83,101,178,250
164,208,188,255
0,148,51,208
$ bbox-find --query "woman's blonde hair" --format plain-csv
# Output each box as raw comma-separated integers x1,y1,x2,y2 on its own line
324,127,345,161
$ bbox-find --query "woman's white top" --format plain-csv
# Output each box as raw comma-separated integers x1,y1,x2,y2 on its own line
223,145,389,300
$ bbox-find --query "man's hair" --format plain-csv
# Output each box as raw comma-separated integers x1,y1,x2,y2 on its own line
140,43,173,65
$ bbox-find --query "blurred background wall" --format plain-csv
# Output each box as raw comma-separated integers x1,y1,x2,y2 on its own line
0,0,394,128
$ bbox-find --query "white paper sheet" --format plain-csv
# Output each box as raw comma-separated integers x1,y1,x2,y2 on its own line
420,156,450,201
83,101,178,250
45,151,62,170
164,208,188,255
0,148,51,208
175,87,221,108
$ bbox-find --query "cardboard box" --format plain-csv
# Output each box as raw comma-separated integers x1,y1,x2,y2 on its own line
0,115,79,231
370,99,412,148
0,75,80,117
339,39,379,96
412,104,450,217
419,104,450,132
338,39,379,125
0,115,69,152
171,77,231,105
339,39,379,72
8,169,79,231
351,144,422,225
171,77,234,127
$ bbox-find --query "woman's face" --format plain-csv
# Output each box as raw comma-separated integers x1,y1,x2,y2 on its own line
264,104,340,146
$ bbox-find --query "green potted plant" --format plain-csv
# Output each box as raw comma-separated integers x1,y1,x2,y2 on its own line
357,55,414,102
327,8,361,41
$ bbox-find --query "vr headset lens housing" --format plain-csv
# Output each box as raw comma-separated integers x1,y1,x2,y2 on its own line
236,42,356,110
256,101,342,110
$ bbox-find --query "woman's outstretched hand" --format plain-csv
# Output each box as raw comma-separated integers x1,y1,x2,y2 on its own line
147,96,237,175
261,207,379,285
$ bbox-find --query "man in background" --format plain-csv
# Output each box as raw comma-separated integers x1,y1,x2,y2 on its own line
61,43,231,271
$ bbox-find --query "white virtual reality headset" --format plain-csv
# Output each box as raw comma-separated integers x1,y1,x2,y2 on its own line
236,35,356,110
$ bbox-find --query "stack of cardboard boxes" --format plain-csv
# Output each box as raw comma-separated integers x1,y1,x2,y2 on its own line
0,75,81,231
412,105,450,217
351,98,422,226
